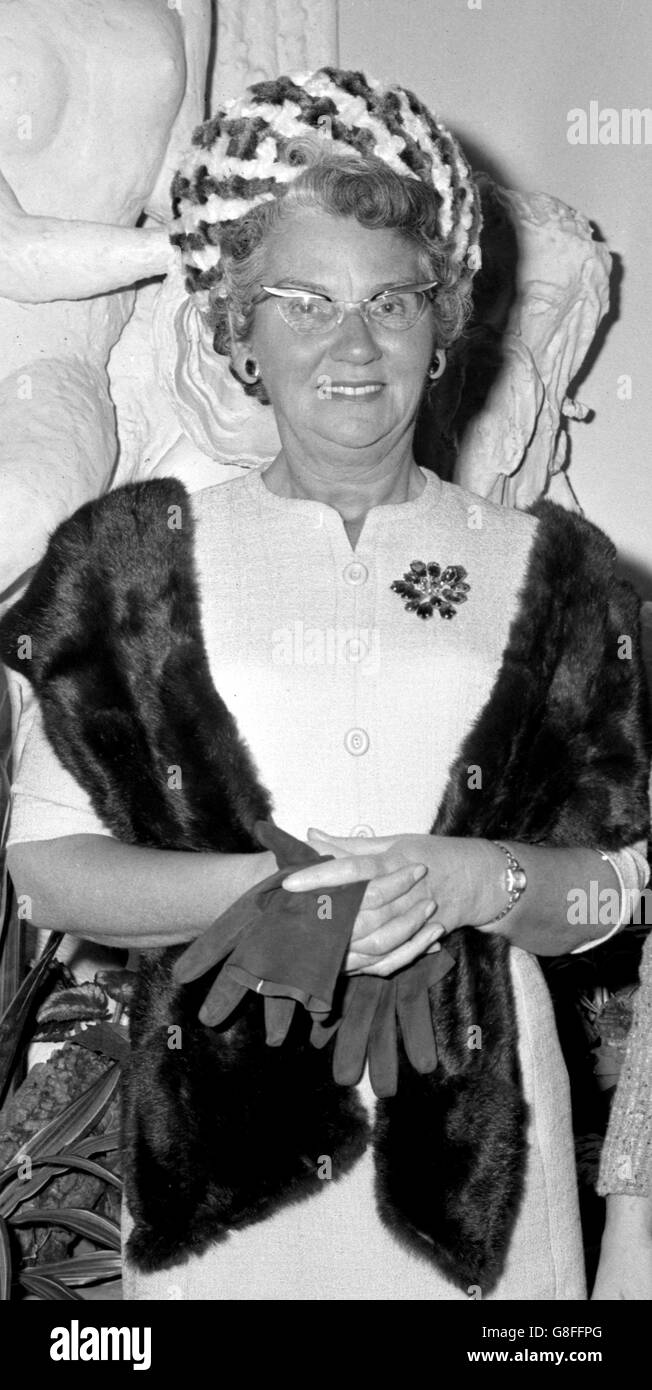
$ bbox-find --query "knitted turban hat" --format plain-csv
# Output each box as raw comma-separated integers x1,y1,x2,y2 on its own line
170,66,483,316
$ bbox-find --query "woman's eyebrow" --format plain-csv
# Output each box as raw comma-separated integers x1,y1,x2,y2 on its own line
272,277,416,294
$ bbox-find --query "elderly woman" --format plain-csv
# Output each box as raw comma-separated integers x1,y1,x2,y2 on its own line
2,68,650,1302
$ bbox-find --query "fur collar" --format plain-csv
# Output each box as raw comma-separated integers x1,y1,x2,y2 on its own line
1,479,649,1292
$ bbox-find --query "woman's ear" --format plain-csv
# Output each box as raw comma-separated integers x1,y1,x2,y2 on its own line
230,342,260,384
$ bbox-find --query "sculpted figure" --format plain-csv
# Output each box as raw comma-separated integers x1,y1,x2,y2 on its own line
0,0,213,600
452,180,612,508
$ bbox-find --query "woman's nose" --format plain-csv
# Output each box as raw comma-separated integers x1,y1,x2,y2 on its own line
330,308,382,362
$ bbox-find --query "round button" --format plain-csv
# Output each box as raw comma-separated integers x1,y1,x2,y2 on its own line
343,561,369,586
344,727,370,756
344,637,367,662
350,824,375,837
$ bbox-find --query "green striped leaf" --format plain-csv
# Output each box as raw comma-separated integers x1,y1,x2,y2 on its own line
0,1151,121,1215
71,1130,121,1159
25,1250,121,1286
0,1214,11,1300
19,1271,84,1301
10,1206,121,1251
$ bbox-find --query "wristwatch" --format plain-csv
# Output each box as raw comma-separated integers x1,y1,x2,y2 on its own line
488,841,528,923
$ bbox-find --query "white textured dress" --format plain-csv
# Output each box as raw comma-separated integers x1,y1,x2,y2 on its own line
7,465,649,1301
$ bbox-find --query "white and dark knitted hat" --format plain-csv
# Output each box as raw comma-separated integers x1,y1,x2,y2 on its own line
171,66,483,312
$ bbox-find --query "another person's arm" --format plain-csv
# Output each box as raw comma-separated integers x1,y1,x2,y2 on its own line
592,932,652,1300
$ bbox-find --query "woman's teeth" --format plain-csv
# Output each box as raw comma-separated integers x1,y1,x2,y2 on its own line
329,384,383,396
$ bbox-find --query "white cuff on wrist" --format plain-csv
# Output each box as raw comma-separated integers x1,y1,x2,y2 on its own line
570,849,628,955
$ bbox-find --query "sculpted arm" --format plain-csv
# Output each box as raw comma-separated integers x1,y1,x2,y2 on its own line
0,166,174,302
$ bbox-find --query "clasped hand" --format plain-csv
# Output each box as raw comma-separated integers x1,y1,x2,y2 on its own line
282,828,496,974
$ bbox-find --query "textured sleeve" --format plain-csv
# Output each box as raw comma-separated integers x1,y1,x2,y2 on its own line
7,701,114,845
596,931,652,1195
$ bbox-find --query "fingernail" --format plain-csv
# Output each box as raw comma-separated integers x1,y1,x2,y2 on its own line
422,900,437,920
412,865,427,882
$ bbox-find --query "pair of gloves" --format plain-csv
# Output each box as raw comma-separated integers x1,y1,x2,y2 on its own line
173,820,455,1097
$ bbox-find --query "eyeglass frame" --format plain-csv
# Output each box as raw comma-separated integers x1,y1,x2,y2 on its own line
250,280,439,333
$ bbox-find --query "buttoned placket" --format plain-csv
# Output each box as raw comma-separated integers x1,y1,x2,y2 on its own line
319,510,380,839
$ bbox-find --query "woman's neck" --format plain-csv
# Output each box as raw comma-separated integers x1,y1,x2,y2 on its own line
261,447,426,523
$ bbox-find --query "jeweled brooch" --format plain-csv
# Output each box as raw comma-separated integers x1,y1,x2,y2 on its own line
390,560,470,620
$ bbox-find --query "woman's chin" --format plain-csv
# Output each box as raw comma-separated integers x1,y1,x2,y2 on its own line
309,405,396,449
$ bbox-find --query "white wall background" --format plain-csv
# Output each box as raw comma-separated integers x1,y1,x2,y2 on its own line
338,0,652,595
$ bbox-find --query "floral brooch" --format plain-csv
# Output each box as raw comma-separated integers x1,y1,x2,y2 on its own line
390,560,470,620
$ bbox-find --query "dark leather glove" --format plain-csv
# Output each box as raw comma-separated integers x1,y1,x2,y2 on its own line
172,819,366,1040
310,947,456,1097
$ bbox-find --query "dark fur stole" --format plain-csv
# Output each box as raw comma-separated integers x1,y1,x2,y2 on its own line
1,479,649,1293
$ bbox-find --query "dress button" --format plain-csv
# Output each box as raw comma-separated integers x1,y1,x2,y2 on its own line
343,561,369,586
344,728,370,756
350,824,375,837
344,637,367,662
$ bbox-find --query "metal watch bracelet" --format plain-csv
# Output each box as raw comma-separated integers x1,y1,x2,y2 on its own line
486,841,528,924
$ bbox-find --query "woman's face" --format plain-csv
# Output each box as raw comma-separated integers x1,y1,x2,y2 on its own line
239,208,436,462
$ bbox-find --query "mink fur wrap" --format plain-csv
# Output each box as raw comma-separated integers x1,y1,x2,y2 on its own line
1,478,649,1293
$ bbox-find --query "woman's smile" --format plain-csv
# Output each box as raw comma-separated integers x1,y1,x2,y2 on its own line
326,381,385,398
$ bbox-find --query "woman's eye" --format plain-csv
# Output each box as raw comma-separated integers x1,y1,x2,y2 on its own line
374,294,409,318
289,298,328,318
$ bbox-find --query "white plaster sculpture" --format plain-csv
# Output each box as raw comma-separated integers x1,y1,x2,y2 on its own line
212,0,338,106
0,0,213,604
453,183,612,509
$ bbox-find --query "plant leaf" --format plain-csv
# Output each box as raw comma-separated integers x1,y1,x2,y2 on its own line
0,1214,11,1301
72,1131,121,1159
0,1065,121,1217
72,1020,131,1064
10,1206,121,1251
0,931,62,1100
36,982,108,1026
35,1154,122,1190
0,1152,121,1210
11,1061,120,1163
19,1271,84,1301
25,1250,121,1285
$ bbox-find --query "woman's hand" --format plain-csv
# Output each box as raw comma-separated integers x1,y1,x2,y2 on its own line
280,831,444,975
343,856,444,975
282,829,505,961
281,828,502,976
